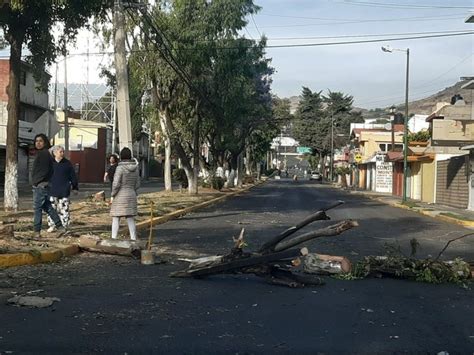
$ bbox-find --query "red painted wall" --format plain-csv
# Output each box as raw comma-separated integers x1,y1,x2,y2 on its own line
69,128,107,183
392,162,403,197
0,60,10,102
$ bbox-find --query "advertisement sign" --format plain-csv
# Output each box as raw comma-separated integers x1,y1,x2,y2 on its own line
375,154,393,193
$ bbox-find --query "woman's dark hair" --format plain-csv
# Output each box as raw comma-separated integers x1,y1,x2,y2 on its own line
120,147,132,160
34,133,51,149
108,154,119,164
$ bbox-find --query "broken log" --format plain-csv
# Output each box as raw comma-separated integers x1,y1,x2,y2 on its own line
171,247,309,278
302,253,352,275
78,235,145,259
274,220,358,252
263,267,325,287
258,200,344,253
170,201,358,287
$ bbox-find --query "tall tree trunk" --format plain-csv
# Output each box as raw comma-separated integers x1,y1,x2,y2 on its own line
190,114,200,195
227,154,237,188
245,143,252,175
237,153,244,188
199,155,210,180
4,33,23,211
159,112,172,192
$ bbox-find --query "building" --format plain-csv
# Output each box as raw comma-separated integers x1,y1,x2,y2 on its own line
350,125,404,192
424,96,473,209
53,110,108,183
0,58,59,186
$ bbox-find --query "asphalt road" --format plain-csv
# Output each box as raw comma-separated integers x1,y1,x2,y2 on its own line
1,179,473,354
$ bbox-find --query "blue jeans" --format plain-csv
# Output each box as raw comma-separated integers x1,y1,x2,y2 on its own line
33,186,62,233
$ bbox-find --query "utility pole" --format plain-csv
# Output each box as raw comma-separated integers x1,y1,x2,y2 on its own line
111,91,117,154
330,114,334,181
63,50,69,157
113,0,133,152
402,48,410,202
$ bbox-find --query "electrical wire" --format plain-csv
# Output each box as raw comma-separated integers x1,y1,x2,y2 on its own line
251,13,262,37
336,1,473,10
258,12,467,22
258,15,465,28
265,29,474,41
12,30,470,59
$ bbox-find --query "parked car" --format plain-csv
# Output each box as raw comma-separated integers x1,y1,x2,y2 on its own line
309,171,322,181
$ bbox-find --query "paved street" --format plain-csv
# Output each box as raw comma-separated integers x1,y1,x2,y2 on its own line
1,180,473,353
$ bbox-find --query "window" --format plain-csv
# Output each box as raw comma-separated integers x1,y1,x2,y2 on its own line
20,70,26,86
58,128,65,138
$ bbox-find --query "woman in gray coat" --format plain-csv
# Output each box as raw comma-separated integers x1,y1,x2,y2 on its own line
110,147,140,240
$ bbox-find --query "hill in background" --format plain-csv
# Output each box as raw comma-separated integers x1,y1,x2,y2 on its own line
284,80,471,118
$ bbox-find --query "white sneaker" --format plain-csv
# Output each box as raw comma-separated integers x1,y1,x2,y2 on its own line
47,226,57,233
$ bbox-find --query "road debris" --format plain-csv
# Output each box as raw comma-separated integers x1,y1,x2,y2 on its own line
7,295,60,308
171,201,358,287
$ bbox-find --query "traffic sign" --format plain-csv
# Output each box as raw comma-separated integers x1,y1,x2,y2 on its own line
354,153,362,163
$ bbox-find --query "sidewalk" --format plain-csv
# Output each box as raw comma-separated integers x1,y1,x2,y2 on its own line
342,186,474,228
0,179,165,210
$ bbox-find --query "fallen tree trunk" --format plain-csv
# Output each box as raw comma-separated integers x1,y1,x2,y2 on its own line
78,235,145,259
258,200,344,253
274,220,358,252
171,201,358,287
302,253,352,274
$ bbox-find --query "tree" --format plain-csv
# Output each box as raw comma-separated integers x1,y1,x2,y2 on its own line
134,0,266,193
0,0,109,211
293,87,328,162
323,91,363,149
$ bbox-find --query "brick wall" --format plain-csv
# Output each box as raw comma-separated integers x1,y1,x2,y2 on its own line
0,60,10,102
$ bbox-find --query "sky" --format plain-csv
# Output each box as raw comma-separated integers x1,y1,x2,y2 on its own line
249,0,473,108
0,0,473,109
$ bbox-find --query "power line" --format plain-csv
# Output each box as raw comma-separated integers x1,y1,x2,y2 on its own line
251,13,262,37
265,29,474,41
337,1,473,10
258,15,465,28
259,12,467,22
263,31,474,49
355,53,473,106
411,52,474,89
127,6,221,116
15,30,470,59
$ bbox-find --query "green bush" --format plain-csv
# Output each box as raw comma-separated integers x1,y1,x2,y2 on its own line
211,176,225,191
335,166,351,176
408,130,430,142
172,168,188,189
200,177,211,188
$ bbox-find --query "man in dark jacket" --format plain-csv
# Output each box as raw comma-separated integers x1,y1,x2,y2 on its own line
32,134,66,238
47,145,79,232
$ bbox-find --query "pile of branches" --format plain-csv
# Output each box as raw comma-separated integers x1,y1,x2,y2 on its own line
171,201,358,288
347,236,473,284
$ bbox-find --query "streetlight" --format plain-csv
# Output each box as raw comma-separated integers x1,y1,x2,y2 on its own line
382,45,410,203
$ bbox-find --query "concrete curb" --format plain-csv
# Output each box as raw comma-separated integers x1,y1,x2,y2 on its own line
347,190,474,228
0,180,267,268
0,245,80,268
135,180,266,231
